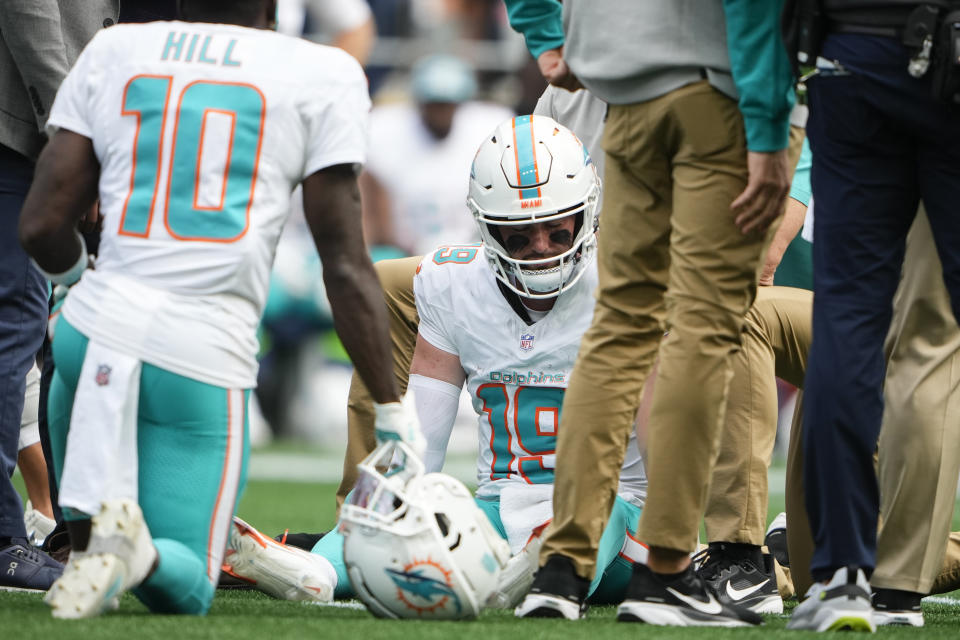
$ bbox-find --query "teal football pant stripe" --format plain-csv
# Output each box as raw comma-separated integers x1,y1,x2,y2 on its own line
588,497,641,604
48,317,250,614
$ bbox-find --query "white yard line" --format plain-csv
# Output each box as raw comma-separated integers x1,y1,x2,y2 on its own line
305,600,367,610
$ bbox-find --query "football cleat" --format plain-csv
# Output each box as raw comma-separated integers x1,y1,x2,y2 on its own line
515,555,588,620
872,588,923,627
46,499,156,619
695,543,783,614
764,512,789,568
786,566,875,632
222,516,335,602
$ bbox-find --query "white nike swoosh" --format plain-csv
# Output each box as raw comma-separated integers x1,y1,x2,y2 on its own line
726,578,769,601
666,587,723,614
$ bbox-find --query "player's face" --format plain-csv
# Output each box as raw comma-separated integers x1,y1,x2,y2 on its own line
499,216,575,268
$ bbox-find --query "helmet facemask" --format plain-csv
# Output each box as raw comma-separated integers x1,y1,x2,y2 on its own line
467,115,601,300
474,188,599,299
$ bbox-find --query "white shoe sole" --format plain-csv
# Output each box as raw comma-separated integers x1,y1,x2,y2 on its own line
224,518,333,603
45,499,156,620
514,593,584,620
745,593,783,615
617,601,753,627
874,610,923,627
787,607,876,632
46,554,126,619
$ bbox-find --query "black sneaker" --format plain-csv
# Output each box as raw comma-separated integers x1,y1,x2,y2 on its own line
514,555,589,620
764,512,789,568
617,562,762,626
0,538,64,592
873,588,923,627
695,542,782,614
41,527,71,566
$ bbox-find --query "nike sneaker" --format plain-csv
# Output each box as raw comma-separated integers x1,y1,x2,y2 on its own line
617,562,762,626
872,588,923,627
46,499,157,618
764,512,789,568
222,516,335,602
695,542,782,614
786,566,875,632
515,555,588,620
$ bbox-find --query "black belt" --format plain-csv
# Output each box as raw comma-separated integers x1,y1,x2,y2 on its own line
828,20,903,37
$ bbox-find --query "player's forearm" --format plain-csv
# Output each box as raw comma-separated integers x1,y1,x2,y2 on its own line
324,259,400,405
19,131,98,272
759,197,806,286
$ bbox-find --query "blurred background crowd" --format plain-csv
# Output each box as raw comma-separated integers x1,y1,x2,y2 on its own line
255,0,533,448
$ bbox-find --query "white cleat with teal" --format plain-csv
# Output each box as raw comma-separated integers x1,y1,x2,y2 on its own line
46,499,157,619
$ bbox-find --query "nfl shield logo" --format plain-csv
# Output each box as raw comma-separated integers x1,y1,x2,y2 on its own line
95,364,111,386
519,333,535,351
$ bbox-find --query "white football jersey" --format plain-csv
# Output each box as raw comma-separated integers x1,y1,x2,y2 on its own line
414,244,646,503
365,102,514,255
48,21,370,388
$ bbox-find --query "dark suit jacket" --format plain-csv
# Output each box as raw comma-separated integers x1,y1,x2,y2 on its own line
0,1,119,159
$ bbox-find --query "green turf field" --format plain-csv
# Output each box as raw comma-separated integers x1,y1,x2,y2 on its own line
4,458,960,638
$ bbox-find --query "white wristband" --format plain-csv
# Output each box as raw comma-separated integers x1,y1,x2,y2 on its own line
33,231,88,286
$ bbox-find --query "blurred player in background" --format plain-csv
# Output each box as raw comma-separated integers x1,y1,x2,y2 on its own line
360,54,514,255
276,0,376,64
18,0,419,618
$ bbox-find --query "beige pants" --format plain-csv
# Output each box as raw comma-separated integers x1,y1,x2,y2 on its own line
703,122,807,546
338,231,960,598
540,81,775,577
779,210,960,597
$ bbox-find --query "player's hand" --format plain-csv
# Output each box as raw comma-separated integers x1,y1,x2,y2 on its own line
373,393,426,460
78,200,102,234
731,150,790,235
537,48,583,92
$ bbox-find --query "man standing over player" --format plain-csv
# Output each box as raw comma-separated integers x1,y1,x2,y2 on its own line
18,0,419,618
224,115,650,610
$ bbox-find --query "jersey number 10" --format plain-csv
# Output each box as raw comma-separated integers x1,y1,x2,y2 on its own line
119,75,265,242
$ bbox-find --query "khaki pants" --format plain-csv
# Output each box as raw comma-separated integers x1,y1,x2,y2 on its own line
334,256,421,514
541,81,770,577
780,210,960,597
706,285,812,545
703,117,805,544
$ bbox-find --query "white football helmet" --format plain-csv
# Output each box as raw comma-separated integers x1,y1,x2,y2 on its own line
341,444,510,620
467,114,600,299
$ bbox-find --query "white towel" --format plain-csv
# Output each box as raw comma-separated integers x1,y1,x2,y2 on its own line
59,340,141,517
499,482,553,554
